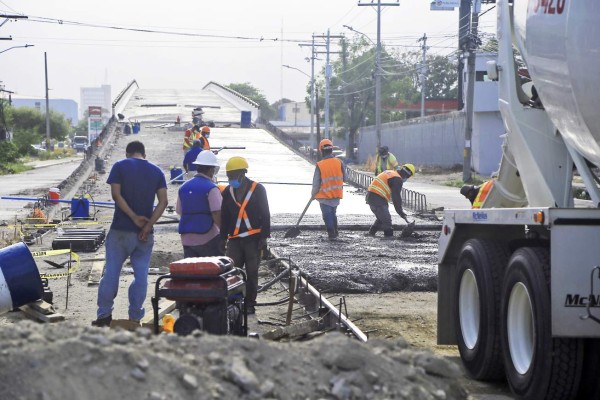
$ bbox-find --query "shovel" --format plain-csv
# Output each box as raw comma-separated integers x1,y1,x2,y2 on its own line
284,196,315,238
400,216,416,238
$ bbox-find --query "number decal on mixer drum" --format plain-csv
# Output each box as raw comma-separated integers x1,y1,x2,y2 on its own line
532,0,565,14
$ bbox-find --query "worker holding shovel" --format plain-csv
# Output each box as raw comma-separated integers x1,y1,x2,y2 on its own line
366,164,415,239
311,139,346,240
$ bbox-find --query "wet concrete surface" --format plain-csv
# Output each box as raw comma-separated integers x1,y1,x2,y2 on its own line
270,229,439,294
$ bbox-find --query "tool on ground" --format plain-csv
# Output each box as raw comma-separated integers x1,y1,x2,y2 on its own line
400,218,416,238
284,196,315,238
212,146,246,154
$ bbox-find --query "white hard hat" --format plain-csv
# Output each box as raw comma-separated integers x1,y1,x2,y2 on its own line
192,150,219,167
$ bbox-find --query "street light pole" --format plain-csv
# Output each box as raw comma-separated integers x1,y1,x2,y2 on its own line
357,1,399,150
0,43,34,55
44,52,51,150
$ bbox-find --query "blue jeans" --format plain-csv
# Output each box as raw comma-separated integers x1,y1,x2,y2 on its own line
97,229,154,321
319,203,338,230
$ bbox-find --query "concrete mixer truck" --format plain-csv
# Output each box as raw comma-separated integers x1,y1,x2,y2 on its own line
437,1,600,398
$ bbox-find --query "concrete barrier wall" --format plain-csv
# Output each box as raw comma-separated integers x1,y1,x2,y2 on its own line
357,112,465,168
112,80,139,117
202,81,260,123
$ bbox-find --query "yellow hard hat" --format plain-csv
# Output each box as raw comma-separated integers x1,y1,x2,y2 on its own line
399,163,416,177
225,156,249,172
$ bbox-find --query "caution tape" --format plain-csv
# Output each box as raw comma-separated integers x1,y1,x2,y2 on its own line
32,249,81,279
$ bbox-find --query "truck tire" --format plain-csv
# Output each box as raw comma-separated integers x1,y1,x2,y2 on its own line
454,239,508,380
576,339,600,400
501,247,583,400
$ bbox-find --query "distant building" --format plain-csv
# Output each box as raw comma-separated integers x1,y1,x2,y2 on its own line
11,98,79,125
80,85,111,119
278,101,311,127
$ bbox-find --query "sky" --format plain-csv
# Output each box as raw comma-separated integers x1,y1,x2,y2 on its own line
0,0,497,106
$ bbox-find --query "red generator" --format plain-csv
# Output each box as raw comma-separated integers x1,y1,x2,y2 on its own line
151,256,247,336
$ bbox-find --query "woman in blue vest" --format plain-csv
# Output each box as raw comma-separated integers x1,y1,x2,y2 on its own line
176,150,223,257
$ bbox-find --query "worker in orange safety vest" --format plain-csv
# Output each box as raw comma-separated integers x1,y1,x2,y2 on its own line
182,125,193,154
195,126,211,150
460,180,493,208
220,156,270,315
311,139,346,239
366,164,415,239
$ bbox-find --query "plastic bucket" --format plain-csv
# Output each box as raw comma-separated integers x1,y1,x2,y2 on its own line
48,188,60,204
240,111,252,128
71,198,90,219
95,157,105,172
170,167,184,184
0,242,44,315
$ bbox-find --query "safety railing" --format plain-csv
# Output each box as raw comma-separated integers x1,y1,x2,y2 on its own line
344,168,428,213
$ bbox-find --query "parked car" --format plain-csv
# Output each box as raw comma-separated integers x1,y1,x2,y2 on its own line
72,136,88,152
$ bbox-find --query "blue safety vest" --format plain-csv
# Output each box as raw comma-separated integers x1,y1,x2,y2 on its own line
178,176,217,234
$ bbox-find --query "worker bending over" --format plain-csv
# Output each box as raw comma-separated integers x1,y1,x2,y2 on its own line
374,146,398,175
220,157,270,314
311,139,346,239
366,164,415,239
177,150,223,257
460,180,493,208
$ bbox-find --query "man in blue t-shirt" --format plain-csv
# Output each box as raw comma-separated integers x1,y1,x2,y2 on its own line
93,140,168,327
182,139,202,174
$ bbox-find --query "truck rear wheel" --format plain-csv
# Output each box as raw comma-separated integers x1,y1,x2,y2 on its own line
501,247,583,400
454,239,508,380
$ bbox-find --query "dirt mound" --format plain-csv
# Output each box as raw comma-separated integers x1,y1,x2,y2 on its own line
0,321,466,400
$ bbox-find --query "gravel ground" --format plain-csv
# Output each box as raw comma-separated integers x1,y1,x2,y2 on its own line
0,123,482,399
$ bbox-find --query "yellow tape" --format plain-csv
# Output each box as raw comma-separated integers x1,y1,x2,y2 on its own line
33,249,81,279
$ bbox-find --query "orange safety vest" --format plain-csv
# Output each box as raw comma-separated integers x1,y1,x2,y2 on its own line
315,158,344,199
368,170,401,202
183,129,193,150
228,181,262,239
472,181,493,209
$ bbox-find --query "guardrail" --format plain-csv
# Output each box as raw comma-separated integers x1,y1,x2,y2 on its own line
112,80,139,116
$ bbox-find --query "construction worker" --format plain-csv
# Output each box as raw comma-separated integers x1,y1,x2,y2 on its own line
196,126,211,150
366,163,415,239
220,156,270,315
460,180,493,208
312,139,346,239
176,150,222,257
182,140,202,174
374,146,399,175
93,141,168,327
182,125,193,155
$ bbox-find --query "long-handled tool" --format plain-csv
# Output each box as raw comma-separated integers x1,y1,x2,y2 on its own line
284,196,315,238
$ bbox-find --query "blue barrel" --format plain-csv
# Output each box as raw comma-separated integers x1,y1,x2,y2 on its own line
0,242,43,315
132,123,140,134
240,111,252,128
71,198,90,218
170,167,185,184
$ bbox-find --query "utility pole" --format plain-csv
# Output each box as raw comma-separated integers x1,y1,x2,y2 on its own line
341,38,352,161
418,33,428,118
463,1,479,182
358,0,399,149
299,36,326,149
313,33,343,140
457,0,471,110
0,14,28,40
44,52,51,150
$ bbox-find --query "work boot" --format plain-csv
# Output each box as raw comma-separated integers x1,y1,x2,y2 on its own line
327,228,337,240
365,226,377,237
381,229,395,240
91,314,112,328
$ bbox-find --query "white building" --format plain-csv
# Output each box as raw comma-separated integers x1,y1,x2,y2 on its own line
80,85,111,119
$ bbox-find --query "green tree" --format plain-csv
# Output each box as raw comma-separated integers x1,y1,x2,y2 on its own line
6,106,72,154
226,82,277,121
